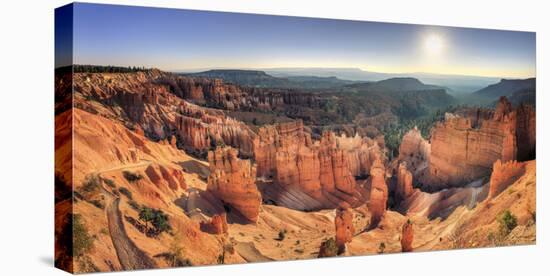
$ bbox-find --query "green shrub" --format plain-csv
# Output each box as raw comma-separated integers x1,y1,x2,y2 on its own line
139,206,171,234
89,199,104,209
498,210,518,236
73,191,84,201
128,200,140,211
153,252,192,267
152,210,170,232
217,253,225,264
378,242,386,254
103,178,116,188
139,207,155,231
73,214,94,257
118,187,133,200
318,238,338,257
276,229,286,241
82,175,101,193
123,171,143,182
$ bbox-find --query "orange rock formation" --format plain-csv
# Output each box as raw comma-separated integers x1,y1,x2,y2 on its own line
144,164,187,192
73,72,257,157
200,213,228,235
426,97,535,189
335,203,355,253
488,159,526,199
207,147,262,222
397,127,430,177
396,162,414,202
401,220,414,252
254,121,383,209
369,159,388,226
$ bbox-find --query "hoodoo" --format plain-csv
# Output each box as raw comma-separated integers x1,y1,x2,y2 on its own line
335,203,355,253
401,219,414,252
369,158,388,227
396,162,414,202
207,147,262,222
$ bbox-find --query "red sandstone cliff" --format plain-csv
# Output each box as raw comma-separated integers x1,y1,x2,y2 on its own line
515,103,536,161
488,159,526,199
207,147,261,222
424,97,535,189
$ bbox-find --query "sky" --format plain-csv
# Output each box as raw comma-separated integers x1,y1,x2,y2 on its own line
65,3,536,78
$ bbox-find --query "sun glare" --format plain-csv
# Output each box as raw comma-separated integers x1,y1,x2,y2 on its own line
424,34,445,55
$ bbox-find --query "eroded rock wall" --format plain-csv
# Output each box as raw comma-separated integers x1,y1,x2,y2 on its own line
424,97,534,189
73,72,257,157
253,121,385,208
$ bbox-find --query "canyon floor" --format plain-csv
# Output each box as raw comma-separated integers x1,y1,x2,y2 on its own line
55,69,536,273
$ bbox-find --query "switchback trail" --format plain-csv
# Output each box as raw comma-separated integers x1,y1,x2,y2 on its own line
105,195,156,270
98,161,156,270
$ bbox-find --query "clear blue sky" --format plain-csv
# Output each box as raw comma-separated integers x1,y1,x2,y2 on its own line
68,3,536,78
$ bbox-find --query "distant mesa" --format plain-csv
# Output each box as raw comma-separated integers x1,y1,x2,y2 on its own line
474,78,535,102
348,77,445,92
184,69,355,89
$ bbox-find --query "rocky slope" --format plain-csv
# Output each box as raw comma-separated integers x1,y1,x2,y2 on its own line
57,109,243,272
73,71,257,157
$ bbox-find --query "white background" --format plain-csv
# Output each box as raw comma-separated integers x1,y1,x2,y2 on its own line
0,0,548,275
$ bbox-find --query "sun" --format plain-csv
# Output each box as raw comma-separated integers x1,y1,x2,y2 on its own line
424,34,445,55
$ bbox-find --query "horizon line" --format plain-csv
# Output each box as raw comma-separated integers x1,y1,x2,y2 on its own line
59,64,536,80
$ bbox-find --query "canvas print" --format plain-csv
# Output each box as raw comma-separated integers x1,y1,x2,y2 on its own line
55,3,536,273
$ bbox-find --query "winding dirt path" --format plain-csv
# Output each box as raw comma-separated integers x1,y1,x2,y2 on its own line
97,160,156,270
105,194,156,270
234,242,274,263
